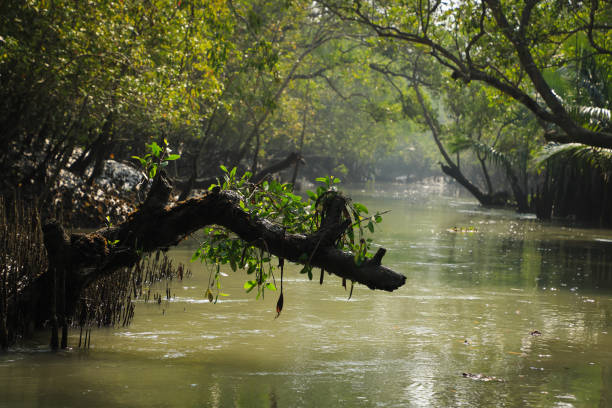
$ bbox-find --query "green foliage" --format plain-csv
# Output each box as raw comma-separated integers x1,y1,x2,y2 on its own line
132,139,181,181
536,143,612,175
192,170,384,300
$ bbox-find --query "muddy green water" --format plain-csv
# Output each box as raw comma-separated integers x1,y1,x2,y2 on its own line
2,183,612,407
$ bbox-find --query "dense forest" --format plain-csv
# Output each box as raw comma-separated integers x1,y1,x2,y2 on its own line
1,0,611,349
1,0,610,222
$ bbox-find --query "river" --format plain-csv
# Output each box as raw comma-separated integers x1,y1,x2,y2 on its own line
1,183,611,407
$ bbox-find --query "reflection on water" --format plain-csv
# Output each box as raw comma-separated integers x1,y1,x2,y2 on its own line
1,182,611,407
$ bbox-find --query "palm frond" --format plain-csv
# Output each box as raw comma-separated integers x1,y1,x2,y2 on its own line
535,143,585,163
579,106,611,122
565,105,611,132
446,136,473,154
471,139,514,170
447,136,514,170
536,143,612,177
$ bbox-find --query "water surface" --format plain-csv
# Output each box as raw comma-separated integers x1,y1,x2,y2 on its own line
1,183,611,407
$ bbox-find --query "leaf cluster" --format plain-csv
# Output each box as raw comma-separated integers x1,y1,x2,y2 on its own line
131,139,181,181
191,169,384,301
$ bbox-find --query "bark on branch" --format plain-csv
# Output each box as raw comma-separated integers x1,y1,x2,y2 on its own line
42,172,405,327
103,182,403,290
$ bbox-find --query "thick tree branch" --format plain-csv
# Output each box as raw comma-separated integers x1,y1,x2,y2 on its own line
587,1,612,57
251,152,306,183
46,172,405,304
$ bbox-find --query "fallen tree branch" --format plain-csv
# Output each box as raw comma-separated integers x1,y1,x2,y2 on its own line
91,182,404,291
36,171,405,348
42,170,405,317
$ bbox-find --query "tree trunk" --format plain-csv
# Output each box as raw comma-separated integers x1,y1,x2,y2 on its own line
504,166,529,213
291,106,308,187
251,152,305,184
413,84,503,206
478,154,494,195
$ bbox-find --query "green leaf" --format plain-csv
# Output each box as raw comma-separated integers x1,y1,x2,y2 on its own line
220,164,228,173
367,220,374,233
244,280,257,293
148,142,162,157
191,249,202,261
166,154,181,161
132,156,147,167
354,203,369,214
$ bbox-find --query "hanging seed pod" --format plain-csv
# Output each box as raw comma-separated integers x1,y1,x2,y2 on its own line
275,258,285,318
275,292,284,318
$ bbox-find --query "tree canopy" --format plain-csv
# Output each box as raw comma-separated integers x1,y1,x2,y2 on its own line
326,0,611,146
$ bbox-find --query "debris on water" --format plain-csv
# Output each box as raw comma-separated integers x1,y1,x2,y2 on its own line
530,330,542,336
462,373,504,382
447,226,478,233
